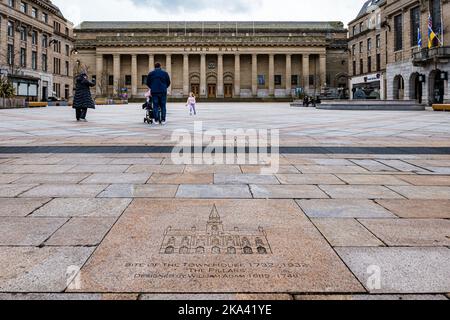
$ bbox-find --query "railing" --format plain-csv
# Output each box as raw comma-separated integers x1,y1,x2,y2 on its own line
413,46,450,64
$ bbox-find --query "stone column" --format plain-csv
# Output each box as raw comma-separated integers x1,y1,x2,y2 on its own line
269,54,275,96
285,54,292,97
217,54,224,98
131,54,138,96
234,54,240,97
319,54,327,88
148,54,154,72
200,54,206,98
165,54,172,95
113,54,121,96
183,54,189,97
252,54,258,97
302,54,310,94
95,54,103,96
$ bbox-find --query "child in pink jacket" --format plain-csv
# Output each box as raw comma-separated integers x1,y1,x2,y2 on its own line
186,92,197,116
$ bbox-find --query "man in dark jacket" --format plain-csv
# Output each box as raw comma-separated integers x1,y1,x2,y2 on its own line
146,63,171,124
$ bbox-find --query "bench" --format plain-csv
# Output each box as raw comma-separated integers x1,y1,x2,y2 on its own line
27,102,48,108
432,104,450,111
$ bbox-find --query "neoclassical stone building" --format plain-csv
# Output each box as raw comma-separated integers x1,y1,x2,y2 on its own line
73,21,348,100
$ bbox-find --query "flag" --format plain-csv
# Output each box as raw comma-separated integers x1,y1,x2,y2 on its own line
428,14,442,48
418,26,422,47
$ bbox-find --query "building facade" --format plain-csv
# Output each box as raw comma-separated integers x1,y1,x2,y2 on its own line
73,21,349,100
0,0,74,101
349,0,450,104
348,0,387,100
385,0,449,104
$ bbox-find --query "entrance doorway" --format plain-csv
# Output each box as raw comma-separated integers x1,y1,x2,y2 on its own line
410,73,423,104
42,86,48,101
191,84,199,97
224,84,233,98
208,84,216,98
393,75,405,100
430,70,444,104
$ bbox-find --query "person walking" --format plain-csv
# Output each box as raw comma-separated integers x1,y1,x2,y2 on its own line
186,92,197,116
146,62,171,125
72,72,95,122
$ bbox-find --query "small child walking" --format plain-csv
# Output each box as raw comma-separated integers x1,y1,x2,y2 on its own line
186,92,197,116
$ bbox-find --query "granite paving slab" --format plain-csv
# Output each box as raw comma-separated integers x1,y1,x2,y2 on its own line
148,173,213,185
177,185,252,198
99,184,178,198
0,247,94,292
0,293,139,300
214,174,279,185
311,218,384,247
295,165,369,174
297,199,396,218
319,185,404,199
0,184,38,197
276,174,344,185
294,294,448,300
0,217,67,246
13,173,89,184
250,185,328,199
396,175,450,186
70,199,363,293
126,165,185,174
336,247,450,294
0,165,75,174
67,165,130,174
184,165,242,174
387,186,450,199
0,198,51,217
375,199,450,218
0,174,23,183
336,174,409,185
240,165,299,174
359,219,450,247
20,184,108,198
32,198,132,218
45,217,117,246
81,173,151,184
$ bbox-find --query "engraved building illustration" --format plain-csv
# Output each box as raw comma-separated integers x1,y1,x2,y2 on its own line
160,205,272,255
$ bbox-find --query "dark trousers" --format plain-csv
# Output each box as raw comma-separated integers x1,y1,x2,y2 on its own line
76,108,88,120
152,94,167,122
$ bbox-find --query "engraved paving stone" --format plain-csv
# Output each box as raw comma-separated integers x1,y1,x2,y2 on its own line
72,199,363,293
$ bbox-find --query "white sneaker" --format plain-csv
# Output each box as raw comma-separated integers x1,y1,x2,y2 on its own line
162,121,166,125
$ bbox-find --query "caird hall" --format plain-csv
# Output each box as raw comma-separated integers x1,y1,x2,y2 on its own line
73,21,349,100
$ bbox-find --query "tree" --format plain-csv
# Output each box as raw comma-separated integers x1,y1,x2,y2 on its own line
0,75,16,108
97,70,111,97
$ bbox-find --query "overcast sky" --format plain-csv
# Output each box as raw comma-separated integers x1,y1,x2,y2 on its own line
53,0,365,27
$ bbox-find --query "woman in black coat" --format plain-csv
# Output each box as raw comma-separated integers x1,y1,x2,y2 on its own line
73,72,95,122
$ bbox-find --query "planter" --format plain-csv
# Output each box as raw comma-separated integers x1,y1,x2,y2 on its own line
432,104,450,111
0,98,26,109
28,102,48,108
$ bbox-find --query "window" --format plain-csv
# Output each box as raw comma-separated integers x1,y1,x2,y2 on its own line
8,0,15,8
360,59,364,75
53,21,61,33
53,40,61,53
410,7,421,47
309,75,315,86
367,38,372,52
64,84,70,100
7,45,14,65
42,34,48,48
32,51,37,70
7,21,14,37
376,34,381,49
352,44,356,56
125,75,132,86
31,7,38,18
65,61,69,76
353,60,356,76
367,56,372,73
42,54,48,72
20,27,27,41
291,75,299,86
108,75,114,86
274,75,282,86
376,53,381,71
430,0,441,48
65,27,69,36
394,14,403,51
359,22,363,33
53,83,61,98
257,75,265,85
359,41,363,53
353,26,357,36
53,58,61,74
42,12,48,24
65,44,70,56
142,75,147,85
20,1,27,13
20,48,26,67
32,31,38,45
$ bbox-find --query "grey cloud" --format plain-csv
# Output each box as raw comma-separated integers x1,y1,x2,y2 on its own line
131,0,260,14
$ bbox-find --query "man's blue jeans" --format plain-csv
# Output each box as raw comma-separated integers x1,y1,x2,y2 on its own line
152,94,167,122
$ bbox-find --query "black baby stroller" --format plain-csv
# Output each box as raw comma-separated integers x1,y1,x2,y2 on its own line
142,98,154,125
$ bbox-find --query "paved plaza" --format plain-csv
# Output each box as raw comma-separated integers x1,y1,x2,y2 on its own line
0,103,450,300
